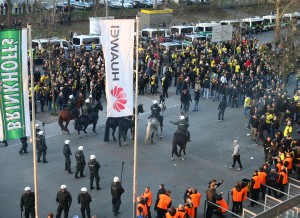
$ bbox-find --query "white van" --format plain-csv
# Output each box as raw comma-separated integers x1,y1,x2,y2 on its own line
262,15,277,30
160,42,182,51
141,28,170,39
72,35,101,51
169,25,199,38
241,17,267,32
220,20,241,32
196,22,221,36
282,12,300,26
32,37,74,51
182,34,209,46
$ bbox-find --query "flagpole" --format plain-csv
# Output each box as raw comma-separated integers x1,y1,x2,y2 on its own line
133,15,139,218
27,23,39,218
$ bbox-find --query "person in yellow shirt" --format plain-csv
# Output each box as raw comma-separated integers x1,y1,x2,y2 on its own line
244,95,251,116
265,111,274,134
283,120,292,137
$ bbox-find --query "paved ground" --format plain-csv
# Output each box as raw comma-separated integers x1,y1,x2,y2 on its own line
0,32,299,218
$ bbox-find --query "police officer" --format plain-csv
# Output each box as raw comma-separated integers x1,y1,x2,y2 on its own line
148,100,163,127
75,146,86,178
111,176,125,216
19,136,29,155
63,140,73,174
78,187,92,218
35,124,41,137
170,115,191,142
20,187,35,218
56,184,72,218
37,131,47,163
88,154,101,190
65,95,77,117
83,98,93,120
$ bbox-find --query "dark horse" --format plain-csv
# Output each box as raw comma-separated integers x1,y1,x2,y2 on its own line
74,102,103,138
118,104,144,146
58,108,80,134
104,118,119,142
171,132,188,161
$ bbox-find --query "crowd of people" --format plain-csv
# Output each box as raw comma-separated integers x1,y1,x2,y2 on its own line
13,23,299,218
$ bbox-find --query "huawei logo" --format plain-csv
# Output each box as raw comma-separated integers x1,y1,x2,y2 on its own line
111,86,127,112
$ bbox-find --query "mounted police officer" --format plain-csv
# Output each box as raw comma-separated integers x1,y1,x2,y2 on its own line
65,94,77,117
148,100,163,127
88,154,101,190
37,131,47,163
20,187,35,218
83,98,94,120
170,115,191,142
75,146,86,178
56,184,72,218
63,140,73,174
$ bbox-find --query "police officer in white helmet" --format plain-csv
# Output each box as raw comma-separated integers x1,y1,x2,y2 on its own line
63,140,73,174
111,176,124,216
88,155,101,190
170,115,191,142
78,187,92,218
20,187,35,218
37,131,48,163
56,184,72,218
75,146,86,178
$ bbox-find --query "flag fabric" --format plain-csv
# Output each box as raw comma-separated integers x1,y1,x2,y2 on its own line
100,19,134,117
0,29,31,141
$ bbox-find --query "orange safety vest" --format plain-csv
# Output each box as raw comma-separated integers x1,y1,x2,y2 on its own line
232,188,243,202
176,209,187,218
157,194,172,210
280,171,288,185
136,203,148,217
184,205,195,218
165,212,177,218
142,191,153,206
190,192,201,208
276,163,282,174
216,198,229,213
284,157,293,170
252,175,261,189
258,171,267,185
241,186,248,201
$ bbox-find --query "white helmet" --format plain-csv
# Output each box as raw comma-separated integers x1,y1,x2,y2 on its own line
61,184,67,189
180,116,185,120
24,187,31,191
81,187,87,193
65,140,70,144
35,124,39,127
38,131,44,135
90,155,96,160
113,177,120,183
69,95,73,99
153,100,158,104
78,146,83,151
85,99,90,103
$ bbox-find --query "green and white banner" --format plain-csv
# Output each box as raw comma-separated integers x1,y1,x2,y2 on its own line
0,29,31,141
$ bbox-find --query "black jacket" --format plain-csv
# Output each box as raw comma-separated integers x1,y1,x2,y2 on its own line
218,100,227,111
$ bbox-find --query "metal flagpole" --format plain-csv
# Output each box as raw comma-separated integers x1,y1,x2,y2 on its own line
27,23,39,218
133,15,139,218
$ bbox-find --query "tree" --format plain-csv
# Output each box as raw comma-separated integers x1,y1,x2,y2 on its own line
6,0,12,27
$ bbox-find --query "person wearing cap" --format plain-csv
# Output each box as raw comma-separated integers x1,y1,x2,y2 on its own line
20,187,35,218
88,154,101,190
170,115,190,142
75,146,86,178
149,99,164,127
63,140,73,174
78,187,92,218
19,136,29,155
56,185,72,218
111,176,124,216
37,130,47,163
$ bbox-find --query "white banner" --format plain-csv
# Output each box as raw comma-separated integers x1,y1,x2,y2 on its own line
100,19,134,117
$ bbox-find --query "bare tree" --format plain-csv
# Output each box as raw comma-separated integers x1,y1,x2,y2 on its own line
6,0,12,27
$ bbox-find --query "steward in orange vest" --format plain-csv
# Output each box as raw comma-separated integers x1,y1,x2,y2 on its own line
155,190,172,218
231,182,244,214
142,186,153,218
284,152,293,174
277,166,288,198
184,197,195,218
216,195,229,216
249,170,261,207
190,188,201,218
165,206,177,218
176,204,187,218
136,196,148,218
258,167,267,200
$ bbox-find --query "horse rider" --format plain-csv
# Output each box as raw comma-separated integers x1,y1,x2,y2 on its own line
148,100,163,127
65,95,77,117
82,98,93,120
170,115,191,142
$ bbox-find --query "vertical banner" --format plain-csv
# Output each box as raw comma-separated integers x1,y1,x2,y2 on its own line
100,19,134,117
0,29,31,141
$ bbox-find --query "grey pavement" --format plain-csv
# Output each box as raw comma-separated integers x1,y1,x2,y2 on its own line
0,33,298,218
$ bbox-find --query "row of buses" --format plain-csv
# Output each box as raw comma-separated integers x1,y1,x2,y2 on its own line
141,11,300,40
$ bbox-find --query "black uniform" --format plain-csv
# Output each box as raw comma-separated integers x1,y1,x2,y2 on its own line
170,119,190,141
149,103,163,126
218,98,227,121
20,191,35,218
63,143,73,174
111,181,125,216
19,136,28,154
88,159,101,190
78,192,92,218
56,190,72,218
75,150,86,178
37,134,47,163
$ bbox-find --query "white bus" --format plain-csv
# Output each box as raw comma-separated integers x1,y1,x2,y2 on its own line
220,20,241,32
195,22,221,36
182,34,209,46
241,17,267,32
169,25,199,38
141,28,170,39
282,12,300,26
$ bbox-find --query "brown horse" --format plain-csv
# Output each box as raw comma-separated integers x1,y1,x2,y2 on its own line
58,101,80,134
